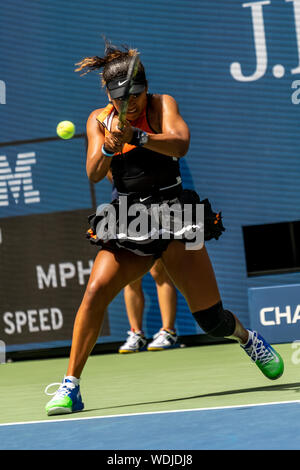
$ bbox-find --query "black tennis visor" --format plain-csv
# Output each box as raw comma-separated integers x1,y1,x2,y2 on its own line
106,76,146,100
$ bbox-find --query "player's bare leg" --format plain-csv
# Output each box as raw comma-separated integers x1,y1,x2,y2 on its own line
45,249,154,415
67,249,154,377
161,241,284,380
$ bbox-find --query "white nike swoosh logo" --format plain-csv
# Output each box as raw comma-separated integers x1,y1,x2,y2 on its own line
272,353,280,363
269,346,280,362
140,196,151,202
118,80,128,86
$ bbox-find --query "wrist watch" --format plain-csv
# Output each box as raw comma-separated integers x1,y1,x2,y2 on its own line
138,130,149,146
130,128,149,147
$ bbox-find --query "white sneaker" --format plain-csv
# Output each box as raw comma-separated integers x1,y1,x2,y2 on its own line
119,331,147,354
147,329,178,351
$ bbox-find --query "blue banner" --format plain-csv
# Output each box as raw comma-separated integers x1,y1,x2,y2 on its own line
1,0,300,352
248,284,300,343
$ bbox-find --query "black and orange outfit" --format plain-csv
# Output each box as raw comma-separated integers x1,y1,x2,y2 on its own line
87,95,224,257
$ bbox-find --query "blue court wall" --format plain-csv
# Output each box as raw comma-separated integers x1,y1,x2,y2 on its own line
0,0,300,351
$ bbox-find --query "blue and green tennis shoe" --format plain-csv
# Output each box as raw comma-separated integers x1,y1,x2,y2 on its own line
241,329,284,380
45,377,84,416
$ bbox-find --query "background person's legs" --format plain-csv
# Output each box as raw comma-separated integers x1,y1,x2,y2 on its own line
120,259,179,352
150,259,177,332
123,279,145,332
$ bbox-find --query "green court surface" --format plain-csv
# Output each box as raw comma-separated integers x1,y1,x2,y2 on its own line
0,342,298,425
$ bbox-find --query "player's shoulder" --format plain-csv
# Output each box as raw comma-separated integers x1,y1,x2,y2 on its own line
86,107,107,136
149,93,180,115
87,104,115,132
151,93,177,104
87,107,107,122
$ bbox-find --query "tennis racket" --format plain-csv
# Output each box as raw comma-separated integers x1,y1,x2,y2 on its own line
118,52,140,130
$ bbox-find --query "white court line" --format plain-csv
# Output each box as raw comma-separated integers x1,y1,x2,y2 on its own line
1,399,300,428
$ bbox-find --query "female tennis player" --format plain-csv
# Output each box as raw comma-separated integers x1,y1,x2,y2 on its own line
45,42,284,415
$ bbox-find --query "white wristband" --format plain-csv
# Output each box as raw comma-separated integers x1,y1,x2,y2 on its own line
101,144,115,157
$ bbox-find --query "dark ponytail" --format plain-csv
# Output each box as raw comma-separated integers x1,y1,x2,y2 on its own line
75,55,106,76
75,39,146,86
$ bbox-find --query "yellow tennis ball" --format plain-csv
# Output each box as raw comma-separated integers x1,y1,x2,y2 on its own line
56,121,75,140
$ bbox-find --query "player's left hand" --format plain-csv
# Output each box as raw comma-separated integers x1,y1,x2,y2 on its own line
111,116,133,144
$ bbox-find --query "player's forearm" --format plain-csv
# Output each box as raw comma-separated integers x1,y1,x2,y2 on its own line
106,169,113,183
86,152,111,183
143,132,189,158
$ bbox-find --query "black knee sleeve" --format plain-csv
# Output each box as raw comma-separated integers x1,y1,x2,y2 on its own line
192,301,236,338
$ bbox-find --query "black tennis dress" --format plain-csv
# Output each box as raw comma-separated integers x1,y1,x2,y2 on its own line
86,97,225,258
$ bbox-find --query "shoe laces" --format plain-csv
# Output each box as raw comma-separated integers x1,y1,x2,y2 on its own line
45,381,76,397
245,331,274,365
156,328,176,337
153,329,176,344
125,330,144,347
153,334,167,345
